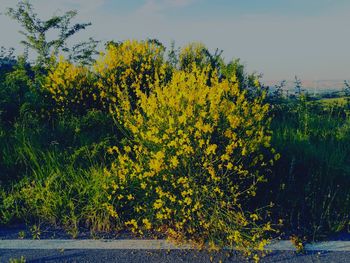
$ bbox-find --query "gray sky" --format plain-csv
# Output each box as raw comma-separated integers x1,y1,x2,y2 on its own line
1,0,349,81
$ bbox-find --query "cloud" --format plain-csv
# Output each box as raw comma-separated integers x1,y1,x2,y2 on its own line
136,0,196,16
1,0,107,17
56,0,106,14
165,0,196,7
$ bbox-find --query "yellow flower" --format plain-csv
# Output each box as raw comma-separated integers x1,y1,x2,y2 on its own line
170,156,179,168
104,204,118,218
142,219,152,230
184,197,192,205
107,147,113,154
226,162,233,170
156,213,164,220
206,144,217,155
125,219,138,229
124,146,132,153
153,199,163,209
149,151,165,173
250,214,259,221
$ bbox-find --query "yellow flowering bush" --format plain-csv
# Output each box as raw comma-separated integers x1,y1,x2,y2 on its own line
44,56,98,114
94,40,167,114
106,64,277,254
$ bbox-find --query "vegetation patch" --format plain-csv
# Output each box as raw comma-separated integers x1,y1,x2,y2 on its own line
1,0,350,261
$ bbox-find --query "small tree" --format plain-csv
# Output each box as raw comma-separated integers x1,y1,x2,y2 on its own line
6,0,99,66
0,47,16,65
294,76,303,96
0,47,17,81
273,80,286,99
344,80,350,96
167,40,179,68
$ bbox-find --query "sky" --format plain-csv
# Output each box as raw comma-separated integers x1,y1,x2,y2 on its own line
0,0,349,81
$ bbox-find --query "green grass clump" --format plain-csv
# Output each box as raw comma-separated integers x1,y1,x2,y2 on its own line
260,98,350,239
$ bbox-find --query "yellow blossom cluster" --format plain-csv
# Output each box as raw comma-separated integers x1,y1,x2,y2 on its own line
44,40,168,115
44,56,98,113
93,40,168,117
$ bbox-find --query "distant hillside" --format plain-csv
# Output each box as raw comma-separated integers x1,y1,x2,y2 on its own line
263,79,347,94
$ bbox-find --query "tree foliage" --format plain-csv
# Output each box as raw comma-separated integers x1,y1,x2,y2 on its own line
344,80,350,96
6,0,99,65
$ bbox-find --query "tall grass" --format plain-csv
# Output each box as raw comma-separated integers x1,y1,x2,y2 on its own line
0,108,119,235
1,140,117,236
261,99,350,239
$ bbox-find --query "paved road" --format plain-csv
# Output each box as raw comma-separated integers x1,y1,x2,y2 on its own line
1,226,350,262
1,249,350,263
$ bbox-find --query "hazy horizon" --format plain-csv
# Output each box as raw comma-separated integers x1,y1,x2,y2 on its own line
1,0,349,81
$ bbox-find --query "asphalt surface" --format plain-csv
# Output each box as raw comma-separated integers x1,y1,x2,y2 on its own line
1,225,350,262
2,249,350,262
